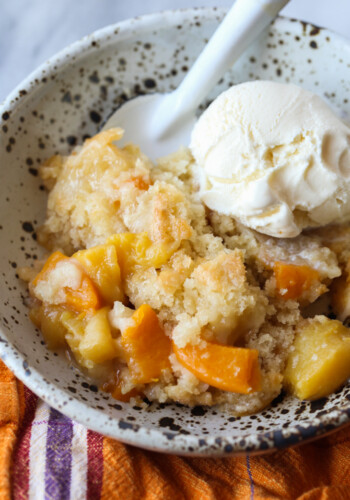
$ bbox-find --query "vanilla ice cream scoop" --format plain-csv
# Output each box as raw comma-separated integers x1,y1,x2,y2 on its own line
190,81,350,237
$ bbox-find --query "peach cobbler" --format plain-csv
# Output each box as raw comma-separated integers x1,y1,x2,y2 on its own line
19,126,350,415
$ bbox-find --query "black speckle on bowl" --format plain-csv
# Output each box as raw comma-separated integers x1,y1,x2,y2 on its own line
89,110,102,123
21,222,34,233
143,78,156,89
310,27,321,36
89,71,100,84
66,135,77,146
61,92,73,103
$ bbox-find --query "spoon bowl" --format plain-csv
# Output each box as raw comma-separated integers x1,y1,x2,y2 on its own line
103,93,196,159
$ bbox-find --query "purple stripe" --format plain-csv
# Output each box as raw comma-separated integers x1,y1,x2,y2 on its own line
246,454,255,499
45,408,73,500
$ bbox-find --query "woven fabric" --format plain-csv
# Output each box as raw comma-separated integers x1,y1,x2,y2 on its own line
1,361,349,500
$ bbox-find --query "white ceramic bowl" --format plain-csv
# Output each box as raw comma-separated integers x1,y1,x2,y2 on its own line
2,8,350,456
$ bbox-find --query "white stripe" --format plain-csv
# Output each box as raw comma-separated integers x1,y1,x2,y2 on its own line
28,400,50,500
70,421,88,500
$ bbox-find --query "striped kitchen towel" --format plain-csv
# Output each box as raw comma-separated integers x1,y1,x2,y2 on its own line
1,360,350,500
12,391,103,499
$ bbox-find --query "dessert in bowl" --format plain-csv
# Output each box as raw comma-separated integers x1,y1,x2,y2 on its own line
2,8,350,455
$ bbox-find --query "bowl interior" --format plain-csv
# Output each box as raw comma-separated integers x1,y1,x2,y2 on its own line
1,8,350,455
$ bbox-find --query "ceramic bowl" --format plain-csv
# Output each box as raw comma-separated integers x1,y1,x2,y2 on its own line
1,8,350,456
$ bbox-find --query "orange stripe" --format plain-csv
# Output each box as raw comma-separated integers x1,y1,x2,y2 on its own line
0,361,21,500
100,438,254,499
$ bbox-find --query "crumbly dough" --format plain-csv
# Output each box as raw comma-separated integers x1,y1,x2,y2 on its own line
34,129,345,415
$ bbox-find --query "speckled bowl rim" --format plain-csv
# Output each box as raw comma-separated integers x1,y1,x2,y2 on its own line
2,8,350,456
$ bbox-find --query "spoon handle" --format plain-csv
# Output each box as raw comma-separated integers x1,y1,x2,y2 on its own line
153,0,290,139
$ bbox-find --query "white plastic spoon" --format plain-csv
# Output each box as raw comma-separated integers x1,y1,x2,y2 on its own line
103,0,290,160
